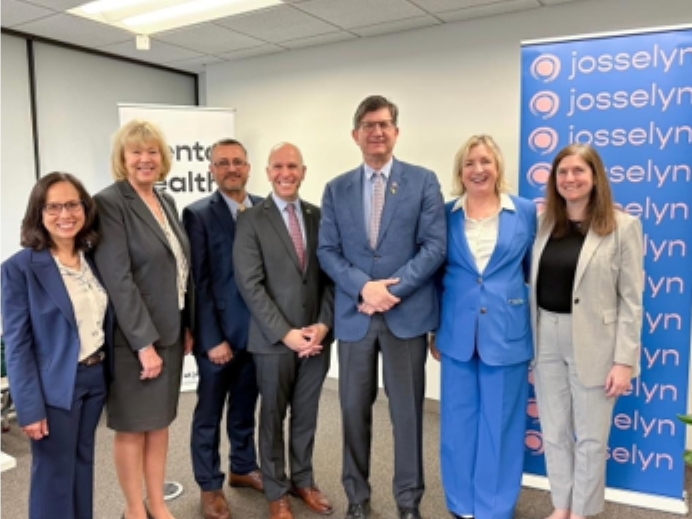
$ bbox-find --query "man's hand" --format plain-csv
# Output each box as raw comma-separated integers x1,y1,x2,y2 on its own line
300,323,329,357
22,418,48,440
360,278,401,313
184,328,194,355
282,329,313,354
208,341,233,364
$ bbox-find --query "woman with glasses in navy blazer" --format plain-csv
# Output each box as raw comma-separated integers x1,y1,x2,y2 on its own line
2,172,113,519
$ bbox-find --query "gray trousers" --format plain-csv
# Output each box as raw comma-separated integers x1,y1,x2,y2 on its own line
534,309,616,517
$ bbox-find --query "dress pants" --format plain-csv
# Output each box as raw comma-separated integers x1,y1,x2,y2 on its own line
30,362,106,519
254,348,331,501
533,309,616,517
191,349,259,490
339,314,427,508
439,352,528,519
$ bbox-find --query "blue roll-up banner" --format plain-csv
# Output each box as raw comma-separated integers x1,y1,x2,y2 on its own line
520,26,692,513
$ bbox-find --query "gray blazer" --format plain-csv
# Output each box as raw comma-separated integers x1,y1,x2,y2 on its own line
233,195,333,354
530,210,644,387
94,180,192,350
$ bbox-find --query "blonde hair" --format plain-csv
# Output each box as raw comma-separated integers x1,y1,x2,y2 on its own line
110,119,172,181
542,142,616,238
451,134,508,196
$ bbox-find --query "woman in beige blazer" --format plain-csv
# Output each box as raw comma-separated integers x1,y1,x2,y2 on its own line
530,143,643,519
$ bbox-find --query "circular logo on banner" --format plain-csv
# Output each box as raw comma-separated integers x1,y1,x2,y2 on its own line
526,397,540,419
525,430,544,455
528,127,559,155
529,91,560,119
527,162,552,187
530,54,561,82
534,197,546,212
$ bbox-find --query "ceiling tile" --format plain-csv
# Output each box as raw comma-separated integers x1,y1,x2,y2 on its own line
282,31,357,49
408,0,503,13
156,23,265,54
215,5,340,43
294,0,427,29
12,13,132,47
216,44,286,61
351,15,441,37
99,39,202,65
1,0,55,27
164,55,225,73
19,0,86,9
436,0,540,22
538,0,583,4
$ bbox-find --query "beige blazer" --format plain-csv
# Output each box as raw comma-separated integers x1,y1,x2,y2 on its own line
530,211,644,387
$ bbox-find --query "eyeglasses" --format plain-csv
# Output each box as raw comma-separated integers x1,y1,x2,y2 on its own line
213,159,248,168
43,200,84,216
357,120,396,132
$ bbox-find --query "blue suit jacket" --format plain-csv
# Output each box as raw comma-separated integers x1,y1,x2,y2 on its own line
1,248,114,426
436,195,536,366
317,158,446,341
183,191,262,354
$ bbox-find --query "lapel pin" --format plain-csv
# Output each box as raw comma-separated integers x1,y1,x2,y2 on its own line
390,181,398,195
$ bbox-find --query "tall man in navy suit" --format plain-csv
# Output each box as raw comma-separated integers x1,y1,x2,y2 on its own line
317,96,446,519
183,139,263,519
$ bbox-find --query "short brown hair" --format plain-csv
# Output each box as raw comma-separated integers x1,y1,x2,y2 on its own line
110,119,172,181
542,143,616,237
451,134,508,196
210,138,247,158
21,172,98,251
353,95,399,129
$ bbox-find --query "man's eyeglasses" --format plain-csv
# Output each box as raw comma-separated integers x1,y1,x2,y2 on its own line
43,200,84,216
357,120,396,132
214,159,248,168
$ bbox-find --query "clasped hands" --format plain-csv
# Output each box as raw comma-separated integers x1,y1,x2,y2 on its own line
357,278,401,315
283,323,329,357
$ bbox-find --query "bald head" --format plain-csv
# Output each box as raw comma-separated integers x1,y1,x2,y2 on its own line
266,142,306,202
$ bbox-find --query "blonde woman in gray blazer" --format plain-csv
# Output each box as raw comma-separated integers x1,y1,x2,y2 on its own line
95,120,193,519
529,143,643,519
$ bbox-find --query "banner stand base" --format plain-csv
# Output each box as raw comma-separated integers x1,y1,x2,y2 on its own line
522,474,688,515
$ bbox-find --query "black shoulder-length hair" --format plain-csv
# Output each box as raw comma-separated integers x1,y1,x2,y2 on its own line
21,172,99,251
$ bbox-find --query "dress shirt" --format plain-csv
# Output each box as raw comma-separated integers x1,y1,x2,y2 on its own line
452,193,515,273
271,193,306,244
221,191,253,220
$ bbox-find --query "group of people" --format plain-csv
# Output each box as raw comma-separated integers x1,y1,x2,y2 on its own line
1,94,643,519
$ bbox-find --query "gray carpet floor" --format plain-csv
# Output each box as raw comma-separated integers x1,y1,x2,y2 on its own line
1,383,688,519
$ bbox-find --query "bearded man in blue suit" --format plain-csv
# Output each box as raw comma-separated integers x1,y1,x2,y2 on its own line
317,95,446,519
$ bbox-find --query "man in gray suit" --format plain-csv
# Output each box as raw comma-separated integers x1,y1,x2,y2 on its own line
234,142,334,519
317,96,446,519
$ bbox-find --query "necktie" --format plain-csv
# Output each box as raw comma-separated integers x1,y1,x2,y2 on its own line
286,203,305,270
369,172,385,248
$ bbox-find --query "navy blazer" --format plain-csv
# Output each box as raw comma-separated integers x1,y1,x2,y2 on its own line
182,191,262,354
318,158,446,342
1,248,113,426
436,195,536,366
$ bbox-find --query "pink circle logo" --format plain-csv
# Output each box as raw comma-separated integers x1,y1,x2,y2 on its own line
531,54,561,83
529,91,559,119
526,397,540,419
528,127,559,155
534,197,546,213
525,430,544,454
527,162,551,188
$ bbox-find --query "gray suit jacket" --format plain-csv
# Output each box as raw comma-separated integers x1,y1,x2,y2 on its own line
233,195,333,354
530,211,643,387
94,180,192,350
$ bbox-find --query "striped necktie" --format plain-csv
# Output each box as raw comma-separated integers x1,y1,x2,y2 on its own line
369,172,384,248
286,203,305,270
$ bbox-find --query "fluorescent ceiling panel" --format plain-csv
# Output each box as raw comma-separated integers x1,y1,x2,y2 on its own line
69,0,282,35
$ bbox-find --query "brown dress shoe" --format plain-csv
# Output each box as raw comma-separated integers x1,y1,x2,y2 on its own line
200,489,231,519
229,469,264,492
289,485,334,515
269,496,293,519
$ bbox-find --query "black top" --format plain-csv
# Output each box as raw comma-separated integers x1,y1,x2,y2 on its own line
536,221,586,313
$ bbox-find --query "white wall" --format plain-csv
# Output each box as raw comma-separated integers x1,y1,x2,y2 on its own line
203,0,692,398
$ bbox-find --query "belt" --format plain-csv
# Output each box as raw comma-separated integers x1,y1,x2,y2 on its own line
79,350,105,366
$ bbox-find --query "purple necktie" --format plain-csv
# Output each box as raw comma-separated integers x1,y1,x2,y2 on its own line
286,203,305,270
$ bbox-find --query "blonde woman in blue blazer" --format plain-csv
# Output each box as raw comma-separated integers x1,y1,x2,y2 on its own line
431,135,536,519
2,172,113,519
530,143,643,519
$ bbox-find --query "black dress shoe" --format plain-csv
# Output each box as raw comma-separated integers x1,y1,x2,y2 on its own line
345,500,370,519
398,507,422,519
